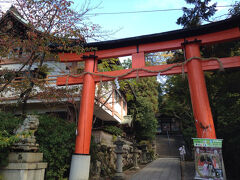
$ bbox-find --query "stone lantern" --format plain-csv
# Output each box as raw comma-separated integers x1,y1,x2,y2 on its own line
141,144,148,164
132,143,140,170
113,136,126,180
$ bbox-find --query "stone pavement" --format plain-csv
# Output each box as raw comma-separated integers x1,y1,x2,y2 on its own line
128,158,181,180
181,161,195,180
125,134,195,180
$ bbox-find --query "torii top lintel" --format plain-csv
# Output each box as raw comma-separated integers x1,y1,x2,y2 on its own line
57,15,240,85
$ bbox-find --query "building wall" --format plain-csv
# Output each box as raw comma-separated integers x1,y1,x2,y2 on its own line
0,60,128,123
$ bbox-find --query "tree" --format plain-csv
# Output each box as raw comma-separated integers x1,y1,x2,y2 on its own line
0,0,102,114
120,58,159,142
228,1,240,17
204,70,240,179
177,0,217,28
159,75,196,147
173,1,240,178
129,95,158,141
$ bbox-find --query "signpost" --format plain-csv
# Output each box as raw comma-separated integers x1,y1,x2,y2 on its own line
193,138,225,180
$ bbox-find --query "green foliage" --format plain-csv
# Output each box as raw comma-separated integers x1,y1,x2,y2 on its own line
229,1,240,17
36,114,76,180
122,77,159,141
103,126,123,136
0,112,76,178
174,2,240,179
130,96,158,141
0,131,20,167
159,75,196,151
0,131,20,149
177,0,217,28
98,58,123,72
139,140,155,160
139,140,152,147
205,71,240,179
121,58,132,69
0,112,23,167
120,58,159,142
0,112,23,133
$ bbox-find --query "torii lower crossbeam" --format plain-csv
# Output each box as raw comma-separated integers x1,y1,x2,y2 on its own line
57,56,240,85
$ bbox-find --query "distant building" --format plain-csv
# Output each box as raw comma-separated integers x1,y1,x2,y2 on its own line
156,113,180,134
0,7,130,126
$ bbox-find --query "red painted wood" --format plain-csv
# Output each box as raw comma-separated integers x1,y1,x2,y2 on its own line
58,27,240,62
75,57,96,154
201,56,240,70
132,52,145,68
185,43,216,139
59,46,137,62
139,38,183,53
57,26,240,146
186,27,240,46
56,56,240,85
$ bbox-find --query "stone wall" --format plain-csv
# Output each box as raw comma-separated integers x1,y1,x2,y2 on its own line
90,130,155,179
92,130,113,146
90,143,142,179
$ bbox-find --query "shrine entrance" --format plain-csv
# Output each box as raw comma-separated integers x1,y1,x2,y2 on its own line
57,16,240,179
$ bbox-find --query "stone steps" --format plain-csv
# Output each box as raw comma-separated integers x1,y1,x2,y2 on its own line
155,134,185,158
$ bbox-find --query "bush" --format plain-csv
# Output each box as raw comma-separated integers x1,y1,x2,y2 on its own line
103,126,123,136
36,114,76,179
0,112,76,179
0,112,23,167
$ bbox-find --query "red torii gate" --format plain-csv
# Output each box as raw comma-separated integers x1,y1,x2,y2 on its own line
57,16,240,179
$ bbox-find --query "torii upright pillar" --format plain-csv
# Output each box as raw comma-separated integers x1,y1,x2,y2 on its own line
184,40,216,139
69,56,96,180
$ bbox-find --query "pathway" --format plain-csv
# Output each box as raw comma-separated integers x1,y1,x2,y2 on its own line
129,158,181,180
155,134,184,158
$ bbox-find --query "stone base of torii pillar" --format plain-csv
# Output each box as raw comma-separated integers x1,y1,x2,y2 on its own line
69,154,91,180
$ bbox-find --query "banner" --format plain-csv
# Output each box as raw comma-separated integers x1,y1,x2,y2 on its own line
193,138,224,180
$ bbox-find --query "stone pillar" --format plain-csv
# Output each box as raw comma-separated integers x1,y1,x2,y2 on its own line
113,137,125,180
132,144,140,170
152,143,156,158
141,144,148,164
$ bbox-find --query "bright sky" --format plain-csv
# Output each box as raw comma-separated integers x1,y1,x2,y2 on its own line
82,0,236,41
0,0,236,41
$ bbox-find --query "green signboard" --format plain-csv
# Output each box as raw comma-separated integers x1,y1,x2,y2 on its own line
193,138,223,148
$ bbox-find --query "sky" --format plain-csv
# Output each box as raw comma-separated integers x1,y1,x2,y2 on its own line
80,0,236,41
0,0,237,41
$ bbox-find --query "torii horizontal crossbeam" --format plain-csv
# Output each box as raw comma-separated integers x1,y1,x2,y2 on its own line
57,56,240,85
58,27,240,62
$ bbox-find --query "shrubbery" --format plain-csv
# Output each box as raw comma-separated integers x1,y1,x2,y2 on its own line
0,112,76,179
0,112,23,166
130,96,158,141
36,114,76,179
103,126,123,136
